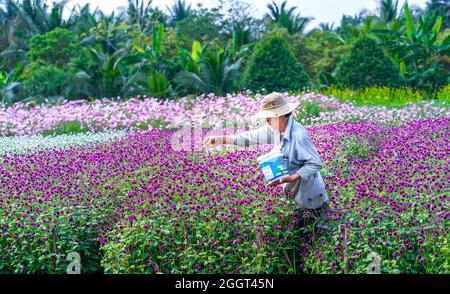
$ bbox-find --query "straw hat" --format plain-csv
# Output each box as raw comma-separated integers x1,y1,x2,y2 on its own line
252,92,300,119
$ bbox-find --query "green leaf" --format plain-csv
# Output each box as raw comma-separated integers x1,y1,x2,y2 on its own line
419,17,428,35
399,61,407,77
191,41,202,63
404,3,416,41
431,16,442,36
132,42,146,54
152,23,164,55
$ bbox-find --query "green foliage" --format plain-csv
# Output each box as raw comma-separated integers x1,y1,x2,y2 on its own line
167,0,192,23
220,0,263,50
0,64,25,105
334,38,403,89
174,7,226,49
41,120,88,136
0,206,102,273
23,63,67,98
265,0,313,35
378,0,400,23
99,171,299,274
0,0,448,102
127,0,153,30
295,30,351,88
343,138,374,160
125,23,172,71
174,45,242,95
324,86,426,108
147,71,174,98
27,27,80,67
65,47,140,100
176,41,204,73
374,3,450,94
243,33,309,92
295,99,322,125
83,14,131,55
436,84,450,100
131,118,170,130
425,0,450,30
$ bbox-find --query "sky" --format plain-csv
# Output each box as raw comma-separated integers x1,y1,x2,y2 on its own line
64,0,429,29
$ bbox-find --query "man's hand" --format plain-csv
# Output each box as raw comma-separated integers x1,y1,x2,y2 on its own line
203,136,221,148
267,173,301,187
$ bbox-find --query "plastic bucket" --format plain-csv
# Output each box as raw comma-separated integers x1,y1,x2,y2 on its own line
257,148,289,183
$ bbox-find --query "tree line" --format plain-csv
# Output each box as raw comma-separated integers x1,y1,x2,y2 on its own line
0,0,449,105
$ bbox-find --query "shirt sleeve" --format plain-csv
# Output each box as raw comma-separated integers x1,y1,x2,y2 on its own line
295,134,323,181
233,125,273,147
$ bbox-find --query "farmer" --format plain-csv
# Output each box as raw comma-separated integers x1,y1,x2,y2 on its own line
203,92,328,224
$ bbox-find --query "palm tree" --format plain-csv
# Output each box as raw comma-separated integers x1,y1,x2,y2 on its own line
280,11,313,35
265,0,313,35
340,12,367,27
174,46,243,95
143,71,174,98
0,1,29,70
319,22,335,32
16,0,60,34
127,0,153,30
167,0,192,23
2,0,83,36
66,3,101,36
47,0,69,29
378,0,400,23
265,0,296,22
65,47,142,100
1,2,17,55
0,0,20,21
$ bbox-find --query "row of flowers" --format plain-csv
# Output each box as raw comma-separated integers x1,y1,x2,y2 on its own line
1,93,448,136
0,130,130,156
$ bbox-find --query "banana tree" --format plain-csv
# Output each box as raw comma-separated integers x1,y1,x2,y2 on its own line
121,22,166,72
425,0,450,30
373,3,450,91
176,40,204,74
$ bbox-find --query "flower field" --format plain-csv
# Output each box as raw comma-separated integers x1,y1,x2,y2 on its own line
0,93,449,274
1,93,449,136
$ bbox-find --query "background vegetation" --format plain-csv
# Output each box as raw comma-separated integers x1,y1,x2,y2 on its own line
0,0,449,106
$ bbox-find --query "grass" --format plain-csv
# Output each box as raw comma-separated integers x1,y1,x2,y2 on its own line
320,85,449,109
322,87,427,108
41,120,88,137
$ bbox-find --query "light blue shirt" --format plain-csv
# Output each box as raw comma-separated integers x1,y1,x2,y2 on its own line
233,116,328,209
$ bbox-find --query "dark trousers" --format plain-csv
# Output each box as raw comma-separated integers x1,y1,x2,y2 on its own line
294,204,326,273
294,205,325,228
